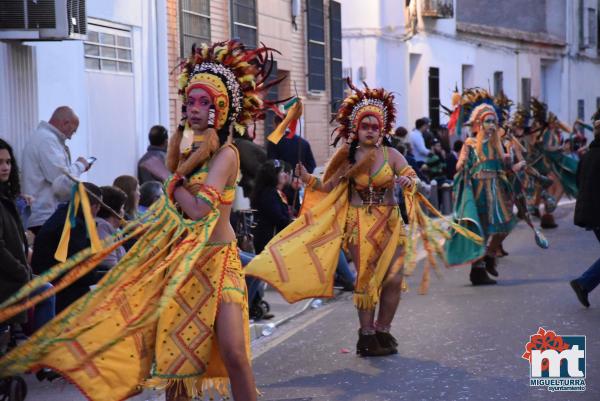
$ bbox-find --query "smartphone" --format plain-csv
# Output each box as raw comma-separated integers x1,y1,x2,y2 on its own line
86,156,97,166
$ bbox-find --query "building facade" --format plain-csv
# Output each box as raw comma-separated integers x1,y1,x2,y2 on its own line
166,0,343,164
0,0,170,185
342,0,600,136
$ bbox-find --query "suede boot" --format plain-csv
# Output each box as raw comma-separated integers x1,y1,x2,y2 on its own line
484,255,499,277
541,213,558,229
375,331,398,354
470,264,497,285
356,330,395,357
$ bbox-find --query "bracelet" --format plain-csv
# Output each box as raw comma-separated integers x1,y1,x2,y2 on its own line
196,183,223,211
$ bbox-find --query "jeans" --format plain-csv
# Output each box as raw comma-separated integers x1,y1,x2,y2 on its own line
335,251,356,283
575,229,600,293
31,282,56,331
239,250,265,306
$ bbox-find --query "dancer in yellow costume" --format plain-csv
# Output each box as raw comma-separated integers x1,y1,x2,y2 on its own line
246,79,481,357
0,40,281,401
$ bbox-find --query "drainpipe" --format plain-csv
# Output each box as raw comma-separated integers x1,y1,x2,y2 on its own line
155,0,169,127
565,0,572,123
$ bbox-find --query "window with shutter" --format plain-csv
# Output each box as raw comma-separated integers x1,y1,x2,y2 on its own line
179,0,211,57
493,71,503,96
231,0,257,47
428,67,440,129
521,78,531,109
329,1,343,112
578,99,585,120
307,0,325,91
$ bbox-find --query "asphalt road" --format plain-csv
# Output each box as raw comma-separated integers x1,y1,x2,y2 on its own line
18,203,599,401
251,203,599,401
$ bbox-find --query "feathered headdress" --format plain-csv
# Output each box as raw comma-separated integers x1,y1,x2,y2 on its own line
530,97,548,126
458,88,500,127
530,97,570,133
454,88,504,159
168,40,283,175
493,90,513,127
177,40,282,133
332,78,396,146
511,104,531,130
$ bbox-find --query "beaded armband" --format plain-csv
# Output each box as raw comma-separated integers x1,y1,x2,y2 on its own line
196,183,224,211
165,173,186,203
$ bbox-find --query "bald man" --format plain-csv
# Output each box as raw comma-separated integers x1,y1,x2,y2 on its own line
21,106,92,233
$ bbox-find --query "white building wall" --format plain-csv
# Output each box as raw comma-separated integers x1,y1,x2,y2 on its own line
0,0,169,186
341,0,600,133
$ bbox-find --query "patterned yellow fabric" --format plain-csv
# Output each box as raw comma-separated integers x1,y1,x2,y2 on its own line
186,145,239,205
345,205,405,309
246,181,406,309
246,164,483,303
0,150,248,401
353,147,394,189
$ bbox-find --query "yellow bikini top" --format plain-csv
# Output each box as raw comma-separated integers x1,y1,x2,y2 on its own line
186,144,240,205
353,146,395,189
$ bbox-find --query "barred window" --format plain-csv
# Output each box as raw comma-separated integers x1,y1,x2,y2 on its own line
493,71,503,96
84,25,133,73
307,0,325,91
180,0,211,56
231,0,257,47
329,1,343,112
428,67,440,129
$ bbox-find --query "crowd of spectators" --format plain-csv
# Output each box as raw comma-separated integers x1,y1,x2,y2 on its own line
0,107,166,354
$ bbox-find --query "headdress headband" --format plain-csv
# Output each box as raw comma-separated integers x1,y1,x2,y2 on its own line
177,40,284,134
332,78,396,145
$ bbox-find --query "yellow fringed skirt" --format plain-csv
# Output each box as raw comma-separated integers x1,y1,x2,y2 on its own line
149,241,250,400
0,195,249,401
344,205,406,310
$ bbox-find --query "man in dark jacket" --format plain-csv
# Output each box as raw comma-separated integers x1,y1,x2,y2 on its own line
137,125,168,184
570,112,600,307
267,116,317,174
234,132,267,198
31,182,103,313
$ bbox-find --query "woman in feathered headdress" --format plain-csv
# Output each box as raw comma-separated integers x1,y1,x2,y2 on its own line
0,40,280,401
246,80,481,357
444,88,517,285
527,98,579,229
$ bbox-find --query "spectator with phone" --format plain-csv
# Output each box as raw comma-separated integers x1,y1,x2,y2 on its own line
21,106,93,234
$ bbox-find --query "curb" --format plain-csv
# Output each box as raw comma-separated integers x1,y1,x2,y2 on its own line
249,290,344,342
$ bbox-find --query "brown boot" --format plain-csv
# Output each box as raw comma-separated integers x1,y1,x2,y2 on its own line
541,213,558,229
356,330,395,357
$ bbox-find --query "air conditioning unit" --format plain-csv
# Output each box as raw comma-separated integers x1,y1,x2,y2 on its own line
422,0,454,19
0,0,87,41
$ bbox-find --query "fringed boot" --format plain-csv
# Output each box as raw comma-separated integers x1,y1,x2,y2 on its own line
356,328,395,357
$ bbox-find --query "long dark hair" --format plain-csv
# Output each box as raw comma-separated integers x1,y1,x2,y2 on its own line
251,159,284,208
0,138,21,199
